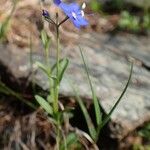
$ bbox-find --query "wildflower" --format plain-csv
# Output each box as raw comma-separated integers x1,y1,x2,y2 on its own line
54,0,88,28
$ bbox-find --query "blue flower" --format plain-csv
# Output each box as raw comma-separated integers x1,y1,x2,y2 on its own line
54,0,88,28
54,0,61,5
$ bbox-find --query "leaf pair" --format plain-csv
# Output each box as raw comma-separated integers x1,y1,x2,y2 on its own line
36,58,69,82
35,52,69,118
51,58,69,83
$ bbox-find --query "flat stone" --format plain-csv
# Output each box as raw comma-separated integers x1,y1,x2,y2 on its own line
0,33,150,139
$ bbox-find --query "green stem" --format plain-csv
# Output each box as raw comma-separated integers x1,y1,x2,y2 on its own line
55,13,61,150
44,36,52,104
53,13,60,114
56,115,60,150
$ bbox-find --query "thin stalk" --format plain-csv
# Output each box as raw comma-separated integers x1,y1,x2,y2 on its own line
58,16,69,27
53,13,60,114
55,13,60,150
44,35,52,104
45,43,51,93
46,47,49,69
56,115,60,150
45,18,56,25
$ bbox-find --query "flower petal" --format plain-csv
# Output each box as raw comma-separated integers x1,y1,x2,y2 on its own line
68,3,80,11
59,3,72,15
57,2,89,28
77,16,89,26
54,0,61,5
71,17,88,28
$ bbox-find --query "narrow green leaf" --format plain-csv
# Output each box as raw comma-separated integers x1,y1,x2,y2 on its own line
35,62,57,82
58,58,69,82
41,30,47,47
79,47,102,127
51,58,69,83
0,81,36,109
35,61,48,75
41,30,51,51
60,133,78,150
50,76,57,80
51,60,61,72
72,85,97,140
45,38,51,51
0,0,17,40
0,81,12,95
35,95,53,115
100,62,133,130
51,59,66,72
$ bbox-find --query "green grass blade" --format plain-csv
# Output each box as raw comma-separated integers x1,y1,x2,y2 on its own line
41,30,51,50
60,132,78,150
0,18,10,39
79,47,102,127
41,30,47,47
0,80,36,109
100,62,133,129
72,84,97,140
35,95,53,115
0,82,11,95
51,59,64,72
0,0,17,40
35,61,49,75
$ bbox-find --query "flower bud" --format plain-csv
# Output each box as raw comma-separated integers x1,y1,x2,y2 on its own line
42,10,50,18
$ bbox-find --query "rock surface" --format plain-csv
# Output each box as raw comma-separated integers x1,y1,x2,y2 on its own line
0,32,150,139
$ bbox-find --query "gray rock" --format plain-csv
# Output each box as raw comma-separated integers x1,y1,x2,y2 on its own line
0,33,150,139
